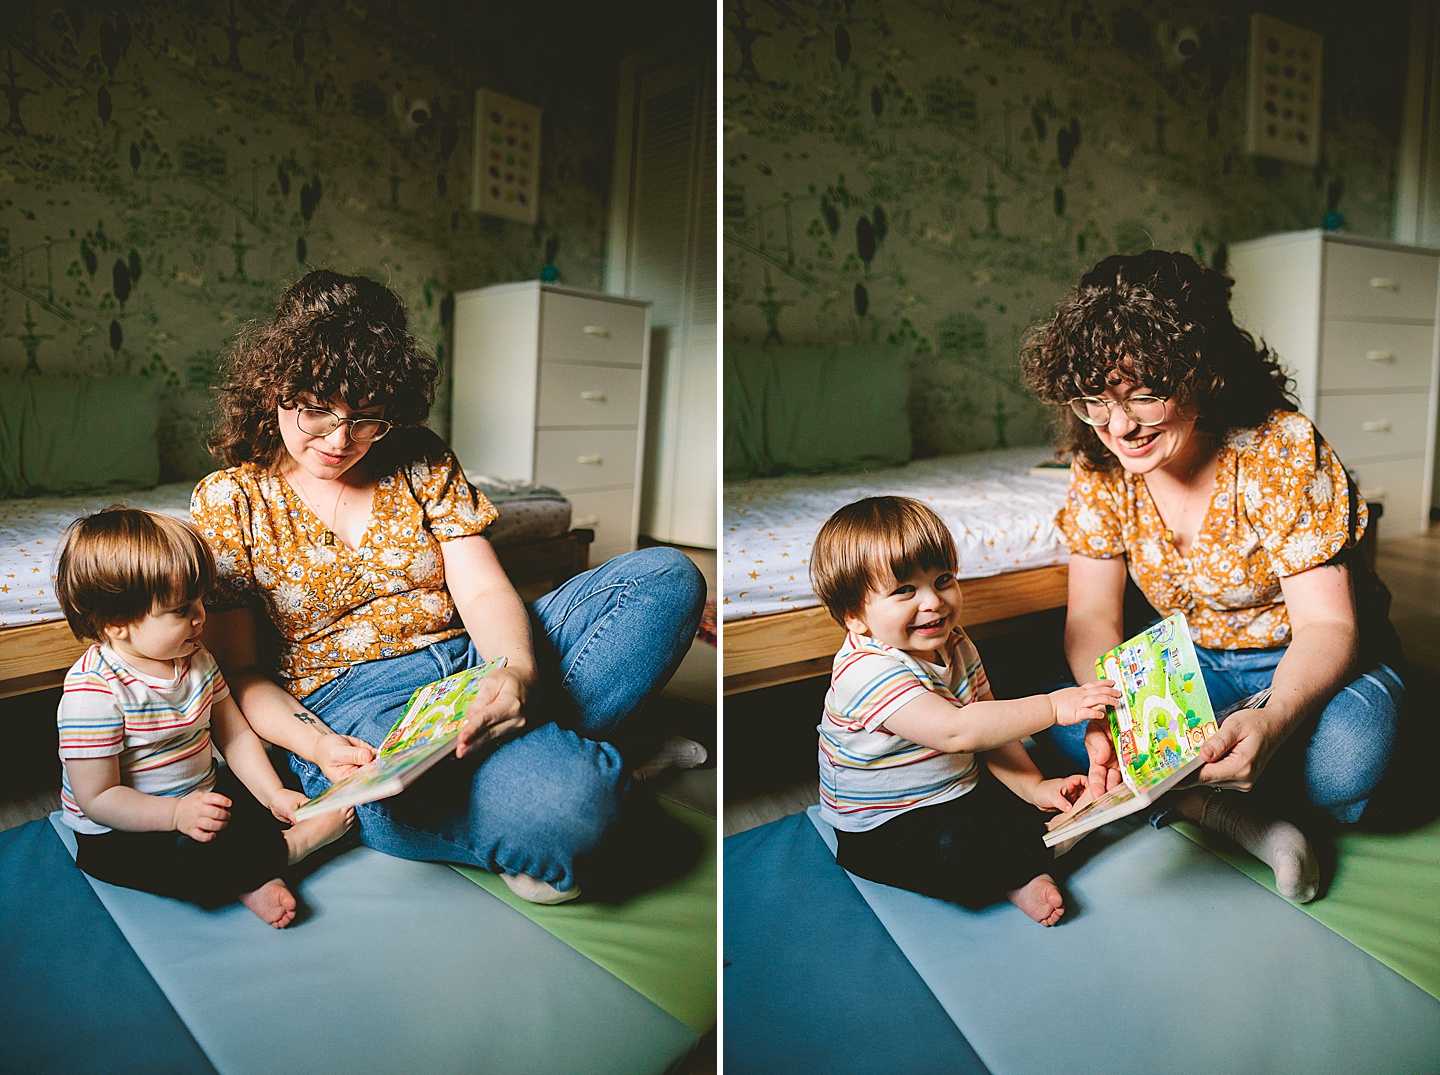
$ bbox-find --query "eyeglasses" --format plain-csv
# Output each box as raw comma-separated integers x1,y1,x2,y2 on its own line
1066,395,1169,427
289,404,392,442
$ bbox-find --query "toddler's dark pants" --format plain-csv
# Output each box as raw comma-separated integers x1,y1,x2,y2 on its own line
74,765,289,909
834,762,1055,909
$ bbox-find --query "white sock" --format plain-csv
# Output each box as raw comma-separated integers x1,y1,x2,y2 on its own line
632,735,709,782
1192,791,1320,903
501,872,581,905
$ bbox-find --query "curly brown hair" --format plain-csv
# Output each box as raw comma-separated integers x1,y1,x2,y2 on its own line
1019,250,1297,472
209,270,440,469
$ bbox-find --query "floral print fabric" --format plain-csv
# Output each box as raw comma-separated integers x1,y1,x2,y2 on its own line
190,442,497,696
1056,409,1365,650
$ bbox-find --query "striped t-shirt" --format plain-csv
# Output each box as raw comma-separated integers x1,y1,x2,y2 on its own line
818,630,988,832
57,644,228,835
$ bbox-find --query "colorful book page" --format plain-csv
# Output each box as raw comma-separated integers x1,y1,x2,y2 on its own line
1095,612,1218,792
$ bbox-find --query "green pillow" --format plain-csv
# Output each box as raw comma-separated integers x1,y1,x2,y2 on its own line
724,344,912,480
0,376,161,496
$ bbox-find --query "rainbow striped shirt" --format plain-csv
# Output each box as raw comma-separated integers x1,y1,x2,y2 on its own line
57,644,229,835
818,630,988,832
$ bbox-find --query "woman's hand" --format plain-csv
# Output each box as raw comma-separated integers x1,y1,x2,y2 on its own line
1082,718,1125,800
456,665,531,758
314,733,377,782
174,791,232,841
1031,773,1088,812
268,788,309,825
1196,705,1287,792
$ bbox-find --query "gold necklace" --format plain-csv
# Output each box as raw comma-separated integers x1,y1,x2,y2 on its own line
287,470,345,546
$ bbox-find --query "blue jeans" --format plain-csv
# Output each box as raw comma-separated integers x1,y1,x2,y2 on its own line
1047,646,1404,824
291,547,705,891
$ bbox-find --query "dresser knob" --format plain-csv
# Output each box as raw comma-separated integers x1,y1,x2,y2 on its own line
1365,350,1396,363
572,516,599,527
1361,420,1392,433
579,391,607,401
582,325,611,338
576,455,604,465
1368,277,1400,291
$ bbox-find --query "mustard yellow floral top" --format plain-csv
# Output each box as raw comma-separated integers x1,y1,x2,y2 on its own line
190,434,498,697
1056,409,1365,650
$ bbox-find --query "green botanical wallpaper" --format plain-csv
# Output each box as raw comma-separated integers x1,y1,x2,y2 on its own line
0,1,690,481
723,0,1410,458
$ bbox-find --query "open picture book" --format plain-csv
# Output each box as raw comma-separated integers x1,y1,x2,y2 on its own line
1043,612,1269,849
292,657,506,821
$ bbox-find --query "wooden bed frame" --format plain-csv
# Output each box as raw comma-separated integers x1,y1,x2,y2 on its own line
723,562,1070,694
0,528,594,700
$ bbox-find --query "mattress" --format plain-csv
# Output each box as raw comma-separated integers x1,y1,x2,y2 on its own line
0,479,572,628
722,448,1070,621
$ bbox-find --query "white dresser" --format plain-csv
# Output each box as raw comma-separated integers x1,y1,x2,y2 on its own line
450,282,651,564
1227,230,1440,538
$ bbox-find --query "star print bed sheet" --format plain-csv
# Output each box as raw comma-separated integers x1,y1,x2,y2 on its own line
722,448,1071,621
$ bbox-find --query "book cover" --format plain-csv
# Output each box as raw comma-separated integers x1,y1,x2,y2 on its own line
1043,613,1223,848
292,657,507,821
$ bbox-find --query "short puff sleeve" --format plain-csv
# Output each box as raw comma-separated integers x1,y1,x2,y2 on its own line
1055,463,1128,559
401,433,498,541
190,471,260,612
1240,412,1365,578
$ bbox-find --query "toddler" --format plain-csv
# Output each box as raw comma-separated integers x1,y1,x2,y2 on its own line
54,508,352,928
811,496,1118,925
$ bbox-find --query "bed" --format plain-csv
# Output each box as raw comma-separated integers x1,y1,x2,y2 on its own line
0,477,590,699
722,447,1072,693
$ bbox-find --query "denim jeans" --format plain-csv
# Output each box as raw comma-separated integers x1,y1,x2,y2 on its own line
291,547,705,891
1046,646,1404,824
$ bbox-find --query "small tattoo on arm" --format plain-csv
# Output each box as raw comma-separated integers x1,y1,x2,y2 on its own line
294,711,321,727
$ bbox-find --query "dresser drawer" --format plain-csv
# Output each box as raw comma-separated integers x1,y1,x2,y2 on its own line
565,487,636,563
534,428,639,491
1323,243,1439,322
537,361,644,428
1347,457,1428,539
1315,392,1430,464
539,292,647,367
1318,321,1436,392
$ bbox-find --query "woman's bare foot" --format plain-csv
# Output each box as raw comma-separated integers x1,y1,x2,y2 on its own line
239,878,297,928
283,807,355,866
1007,873,1066,926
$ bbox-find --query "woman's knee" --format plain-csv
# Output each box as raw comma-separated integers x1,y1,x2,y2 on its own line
1304,668,1402,819
480,729,627,861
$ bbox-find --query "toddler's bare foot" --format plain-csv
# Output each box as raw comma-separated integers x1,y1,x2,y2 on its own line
239,878,297,928
284,806,355,866
1007,873,1065,926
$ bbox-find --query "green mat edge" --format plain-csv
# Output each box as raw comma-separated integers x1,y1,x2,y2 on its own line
1172,815,1440,1001
452,797,717,1034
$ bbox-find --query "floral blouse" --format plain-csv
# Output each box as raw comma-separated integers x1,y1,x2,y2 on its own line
1056,409,1365,651
190,437,498,697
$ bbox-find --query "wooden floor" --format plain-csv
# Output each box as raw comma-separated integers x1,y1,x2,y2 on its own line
723,523,1440,837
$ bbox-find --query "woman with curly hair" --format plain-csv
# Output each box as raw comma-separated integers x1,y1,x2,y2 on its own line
191,270,705,904
1020,250,1404,903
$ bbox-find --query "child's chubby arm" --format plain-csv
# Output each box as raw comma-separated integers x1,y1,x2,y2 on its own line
66,756,232,840
209,694,303,824
984,740,1087,811
881,680,1119,756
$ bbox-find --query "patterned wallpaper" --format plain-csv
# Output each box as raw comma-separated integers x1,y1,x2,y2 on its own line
0,1,694,481
723,0,1411,458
